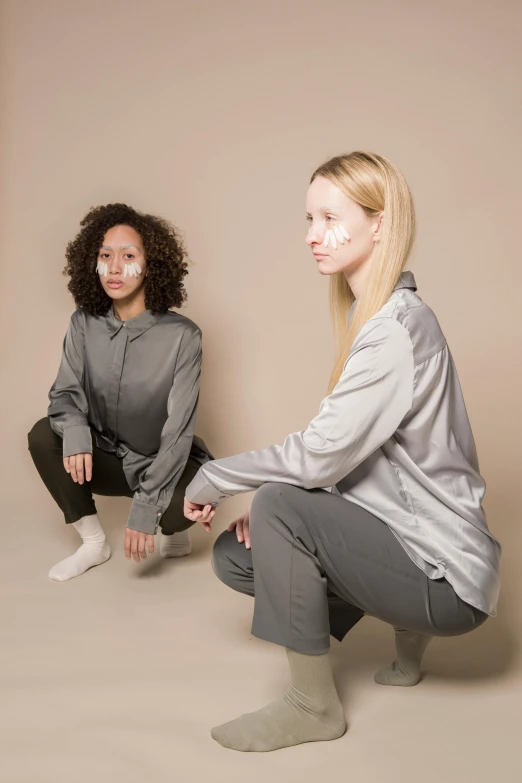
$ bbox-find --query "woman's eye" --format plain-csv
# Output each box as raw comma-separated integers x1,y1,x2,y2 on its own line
326,216,335,222
305,216,312,223
100,253,110,259
124,254,134,260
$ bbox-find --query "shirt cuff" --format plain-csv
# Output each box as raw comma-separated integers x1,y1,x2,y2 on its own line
127,498,164,535
63,425,92,458
185,467,228,506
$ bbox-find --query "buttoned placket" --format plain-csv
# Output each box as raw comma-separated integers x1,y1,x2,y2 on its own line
106,323,128,442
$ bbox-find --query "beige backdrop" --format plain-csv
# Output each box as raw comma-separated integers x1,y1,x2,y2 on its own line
1,1,521,782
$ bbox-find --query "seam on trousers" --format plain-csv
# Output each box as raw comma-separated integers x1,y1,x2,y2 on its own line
288,523,295,649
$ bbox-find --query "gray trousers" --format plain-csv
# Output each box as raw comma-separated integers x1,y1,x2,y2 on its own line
212,483,487,654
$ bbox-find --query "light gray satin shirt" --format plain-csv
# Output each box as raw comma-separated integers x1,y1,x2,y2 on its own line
48,308,211,535
187,272,501,615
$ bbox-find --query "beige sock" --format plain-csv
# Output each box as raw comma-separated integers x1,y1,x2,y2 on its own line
160,529,192,558
374,628,432,686
211,648,347,752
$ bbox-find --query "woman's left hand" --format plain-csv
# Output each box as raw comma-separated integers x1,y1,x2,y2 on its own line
124,528,155,562
228,508,251,549
184,498,215,531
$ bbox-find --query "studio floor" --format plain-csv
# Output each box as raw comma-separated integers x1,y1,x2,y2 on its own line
3,495,521,783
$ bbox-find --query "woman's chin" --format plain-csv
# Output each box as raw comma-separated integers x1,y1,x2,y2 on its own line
316,259,338,276
104,286,128,299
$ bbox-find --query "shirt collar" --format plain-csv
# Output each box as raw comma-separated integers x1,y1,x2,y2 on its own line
394,271,417,291
347,271,417,324
105,308,163,341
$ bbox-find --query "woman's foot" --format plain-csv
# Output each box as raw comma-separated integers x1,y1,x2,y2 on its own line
374,628,432,686
48,542,111,581
160,529,192,558
49,514,110,582
211,649,346,752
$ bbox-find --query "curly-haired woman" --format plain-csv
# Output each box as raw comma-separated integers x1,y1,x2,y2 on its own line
28,203,211,581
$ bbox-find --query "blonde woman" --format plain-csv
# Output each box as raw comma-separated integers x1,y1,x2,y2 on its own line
184,152,502,752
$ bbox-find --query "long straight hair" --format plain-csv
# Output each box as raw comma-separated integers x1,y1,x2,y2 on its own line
311,152,416,393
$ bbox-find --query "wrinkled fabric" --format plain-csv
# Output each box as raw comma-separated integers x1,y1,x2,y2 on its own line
187,273,501,616
48,308,211,534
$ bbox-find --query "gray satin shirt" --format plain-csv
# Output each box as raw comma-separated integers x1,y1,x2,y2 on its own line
48,308,211,535
187,273,501,616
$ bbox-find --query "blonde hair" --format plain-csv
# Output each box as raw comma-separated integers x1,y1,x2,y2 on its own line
311,151,416,392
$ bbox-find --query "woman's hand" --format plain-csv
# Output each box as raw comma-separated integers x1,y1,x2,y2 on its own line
184,498,215,531
63,453,92,484
124,528,155,562
228,508,251,549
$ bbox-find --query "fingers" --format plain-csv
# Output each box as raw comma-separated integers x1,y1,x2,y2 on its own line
236,517,244,543
184,499,215,529
227,520,238,532
200,505,215,532
138,533,147,560
233,513,250,549
75,453,85,485
124,530,156,561
200,508,215,533
184,499,203,521
199,504,213,522
130,531,140,563
243,518,251,550
67,453,90,484
85,453,93,482
124,529,131,560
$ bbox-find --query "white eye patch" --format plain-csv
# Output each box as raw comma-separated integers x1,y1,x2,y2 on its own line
323,224,350,250
97,260,142,278
124,262,142,278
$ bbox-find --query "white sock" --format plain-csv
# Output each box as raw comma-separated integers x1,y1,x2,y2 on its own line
160,529,192,558
49,514,111,582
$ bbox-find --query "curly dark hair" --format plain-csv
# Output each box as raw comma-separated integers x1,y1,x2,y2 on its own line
63,203,189,315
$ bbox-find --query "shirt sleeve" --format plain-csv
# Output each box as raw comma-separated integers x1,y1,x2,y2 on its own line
47,311,92,458
186,318,414,506
126,329,202,534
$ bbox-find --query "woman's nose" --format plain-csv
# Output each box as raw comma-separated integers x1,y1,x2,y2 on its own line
306,223,322,246
109,255,123,274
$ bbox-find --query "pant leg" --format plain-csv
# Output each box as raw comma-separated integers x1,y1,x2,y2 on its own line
159,456,201,535
212,530,365,641
28,417,131,524
246,483,487,654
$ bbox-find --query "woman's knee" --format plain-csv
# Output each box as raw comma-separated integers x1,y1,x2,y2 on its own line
211,529,254,595
28,417,58,456
211,531,236,585
427,582,489,637
251,481,296,519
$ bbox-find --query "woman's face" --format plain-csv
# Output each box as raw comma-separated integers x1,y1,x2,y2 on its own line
96,224,147,301
305,176,382,278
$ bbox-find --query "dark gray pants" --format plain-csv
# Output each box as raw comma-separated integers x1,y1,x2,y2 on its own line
212,482,487,654
28,417,198,534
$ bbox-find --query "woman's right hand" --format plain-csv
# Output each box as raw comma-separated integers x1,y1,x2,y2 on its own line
228,508,251,549
64,453,92,484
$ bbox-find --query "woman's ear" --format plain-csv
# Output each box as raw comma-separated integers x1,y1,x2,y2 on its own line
373,211,384,242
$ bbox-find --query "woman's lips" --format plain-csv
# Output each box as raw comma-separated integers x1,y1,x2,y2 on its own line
107,281,123,289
